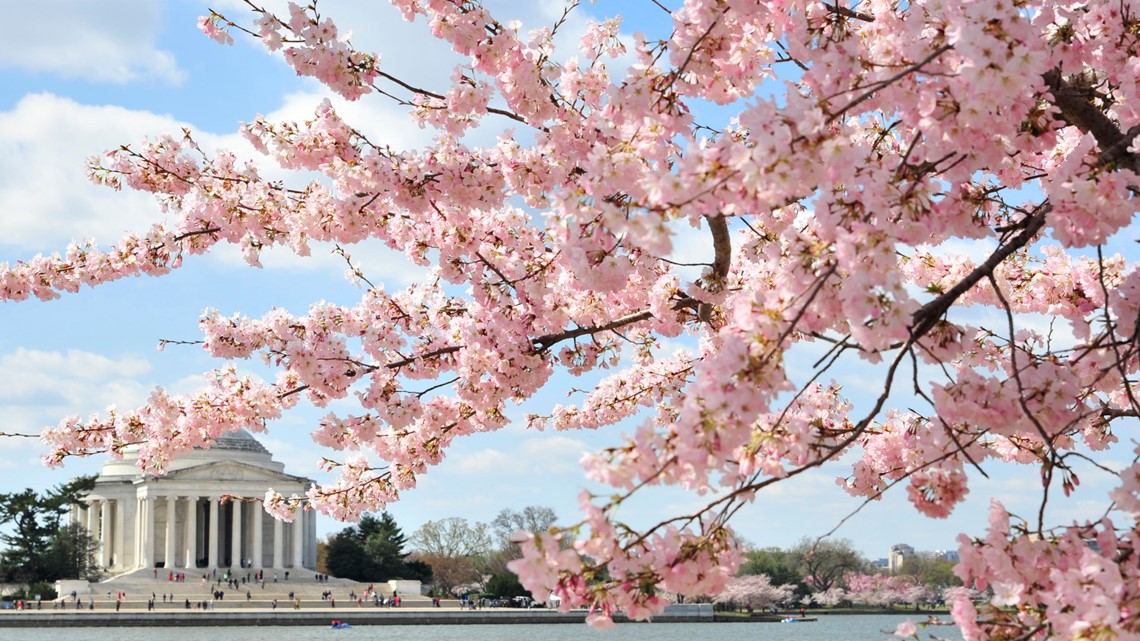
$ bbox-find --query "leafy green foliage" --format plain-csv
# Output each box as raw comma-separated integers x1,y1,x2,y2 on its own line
898,553,961,589
485,571,528,599
787,537,868,592
321,512,430,583
42,523,101,582
0,476,97,584
739,546,803,586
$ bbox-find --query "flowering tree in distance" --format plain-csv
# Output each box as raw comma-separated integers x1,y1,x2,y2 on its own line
845,572,934,609
3,0,1140,636
714,574,795,611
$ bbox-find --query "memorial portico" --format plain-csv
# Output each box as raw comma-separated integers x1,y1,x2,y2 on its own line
75,429,317,573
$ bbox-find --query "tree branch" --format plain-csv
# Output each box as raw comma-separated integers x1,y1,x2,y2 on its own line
911,203,1049,339
698,214,732,324
707,214,731,284
1044,68,1140,173
533,311,655,351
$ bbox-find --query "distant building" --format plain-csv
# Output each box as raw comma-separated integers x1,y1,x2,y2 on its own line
70,429,316,573
933,549,960,562
888,543,915,573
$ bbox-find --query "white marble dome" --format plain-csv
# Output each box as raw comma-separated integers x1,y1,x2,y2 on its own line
77,429,315,574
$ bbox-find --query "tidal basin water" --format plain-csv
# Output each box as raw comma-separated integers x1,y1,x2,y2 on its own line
11,615,963,641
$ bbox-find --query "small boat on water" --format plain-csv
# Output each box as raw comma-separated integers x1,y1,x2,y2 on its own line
781,616,818,623
924,616,955,626
331,620,352,629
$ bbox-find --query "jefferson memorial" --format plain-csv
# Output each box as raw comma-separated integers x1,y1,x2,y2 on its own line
73,429,317,573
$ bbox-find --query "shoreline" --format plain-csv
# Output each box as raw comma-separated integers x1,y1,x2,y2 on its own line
0,605,947,627
0,604,715,627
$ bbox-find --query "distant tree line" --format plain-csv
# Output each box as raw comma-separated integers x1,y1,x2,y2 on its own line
318,512,965,607
318,505,561,599
0,483,963,611
716,537,965,612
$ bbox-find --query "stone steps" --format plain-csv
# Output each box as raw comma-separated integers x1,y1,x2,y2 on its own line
54,567,428,611
54,595,430,611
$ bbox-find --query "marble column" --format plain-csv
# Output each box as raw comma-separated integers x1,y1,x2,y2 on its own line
272,518,283,568
85,500,98,537
132,498,139,564
164,496,177,568
134,497,143,566
207,497,219,569
99,500,111,568
231,500,243,568
291,516,303,568
141,496,155,569
307,509,316,569
184,496,197,569
113,500,125,569
252,507,263,569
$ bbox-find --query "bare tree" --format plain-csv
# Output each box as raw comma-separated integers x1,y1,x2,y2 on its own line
410,517,494,594
787,538,867,593
411,517,493,558
491,506,559,550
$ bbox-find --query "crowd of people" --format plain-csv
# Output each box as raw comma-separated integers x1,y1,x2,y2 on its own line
10,568,439,613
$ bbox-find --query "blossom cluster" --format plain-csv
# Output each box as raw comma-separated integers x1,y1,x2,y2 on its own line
953,501,1140,641
713,574,796,610
844,572,935,608
508,491,739,628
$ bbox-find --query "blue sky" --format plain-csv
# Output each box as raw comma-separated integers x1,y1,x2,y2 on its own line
0,0,1127,565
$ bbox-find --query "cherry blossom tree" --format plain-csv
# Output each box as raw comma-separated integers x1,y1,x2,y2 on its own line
789,537,866,593
809,586,847,608
846,572,934,609
4,0,1140,637
714,574,795,611
941,585,983,608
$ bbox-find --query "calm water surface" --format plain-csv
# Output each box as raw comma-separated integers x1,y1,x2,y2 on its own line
14,615,963,641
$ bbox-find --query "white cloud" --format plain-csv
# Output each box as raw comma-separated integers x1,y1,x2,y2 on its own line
1,0,183,84
266,88,439,153
664,218,715,283
259,434,328,482
208,239,432,291
521,435,592,474
206,0,622,136
956,307,1080,350
444,435,590,477
0,93,189,251
0,347,152,436
0,92,433,292
920,236,1000,264
453,447,515,475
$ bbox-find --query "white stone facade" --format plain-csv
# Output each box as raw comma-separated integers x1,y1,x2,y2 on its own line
72,430,316,573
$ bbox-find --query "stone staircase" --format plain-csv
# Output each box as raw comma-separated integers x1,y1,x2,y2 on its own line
51,567,428,611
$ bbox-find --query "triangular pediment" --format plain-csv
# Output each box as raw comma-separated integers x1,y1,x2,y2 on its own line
159,460,308,485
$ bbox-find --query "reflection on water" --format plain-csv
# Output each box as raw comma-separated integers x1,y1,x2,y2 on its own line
9,615,964,641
